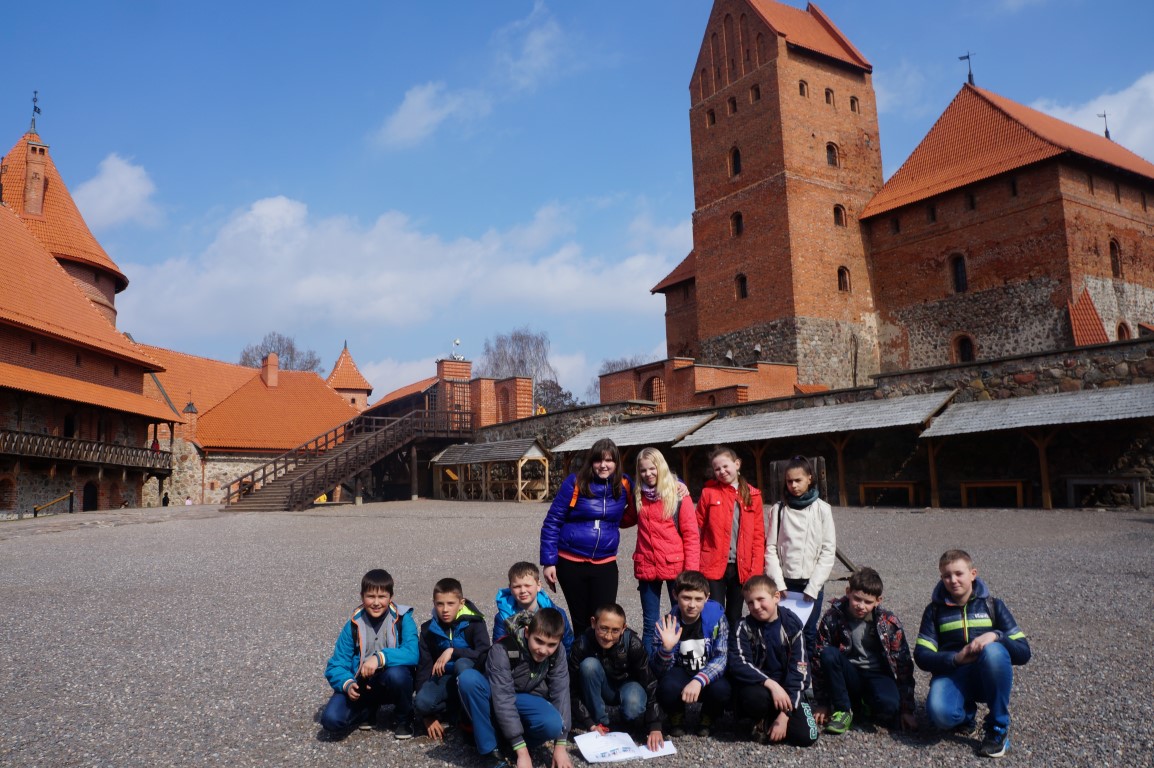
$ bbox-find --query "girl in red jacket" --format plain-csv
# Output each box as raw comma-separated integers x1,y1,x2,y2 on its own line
695,445,765,632
632,447,700,653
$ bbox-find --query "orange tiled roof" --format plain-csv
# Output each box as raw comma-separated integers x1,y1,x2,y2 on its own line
139,344,259,418
748,1,871,72
194,370,359,451
0,206,160,369
326,344,373,393
862,84,1154,219
374,376,438,407
793,383,829,395
1068,288,1109,346
0,359,180,422
652,251,696,293
2,132,128,290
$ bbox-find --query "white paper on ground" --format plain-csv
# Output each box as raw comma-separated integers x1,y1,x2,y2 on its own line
573,731,677,762
779,591,815,626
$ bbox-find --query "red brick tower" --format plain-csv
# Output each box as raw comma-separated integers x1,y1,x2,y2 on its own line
664,0,883,388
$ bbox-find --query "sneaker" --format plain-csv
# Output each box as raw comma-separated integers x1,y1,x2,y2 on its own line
486,748,513,768
393,719,414,740
954,715,981,739
695,713,713,738
668,713,685,738
358,707,378,730
826,710,853,735
751,718,770,744
978,726,1010,758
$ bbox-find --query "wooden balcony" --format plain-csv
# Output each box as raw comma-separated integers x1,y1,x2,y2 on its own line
0,429,172,473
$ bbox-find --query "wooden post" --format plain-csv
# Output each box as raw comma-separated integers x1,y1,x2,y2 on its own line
751,443,767,493
680,449,692,486
410,445,419,500
927,438,942,508
1026,429,1057,510
827,435,850,507
516,458,525,502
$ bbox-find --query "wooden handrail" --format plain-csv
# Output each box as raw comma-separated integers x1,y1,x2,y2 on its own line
0,430,172,471
33,490,74,517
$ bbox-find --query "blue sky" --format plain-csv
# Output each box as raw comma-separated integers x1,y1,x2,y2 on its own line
5,0,1153,401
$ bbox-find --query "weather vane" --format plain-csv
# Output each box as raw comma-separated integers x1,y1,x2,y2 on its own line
958,52,975,86
1097,111,1111,140
30,90,41,133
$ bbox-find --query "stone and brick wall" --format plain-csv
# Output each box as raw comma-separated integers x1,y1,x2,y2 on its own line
0,327,147,395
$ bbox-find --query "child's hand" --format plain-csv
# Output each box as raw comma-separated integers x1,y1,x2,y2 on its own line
515,746,534,768
424,716,444,740
675,480,690,500
432,648,453,677
646,730,665,752
764,678,792,712
656,615,682,651
346,680,361,701
900,712,918,732
954,632,997,665
593,723,610,736
681,679,703,703
551,742,573,768
543,565,558,592
358,654,380,678
813,705,830,725
769,711,789,742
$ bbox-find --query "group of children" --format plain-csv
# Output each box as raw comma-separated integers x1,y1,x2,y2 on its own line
323,550,1030,764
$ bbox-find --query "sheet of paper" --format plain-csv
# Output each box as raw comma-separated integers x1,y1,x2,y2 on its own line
638,739,676,759
779,591,815,626
574,731,677,762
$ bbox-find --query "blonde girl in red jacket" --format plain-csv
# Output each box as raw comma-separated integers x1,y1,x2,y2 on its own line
632,447,700,653
695,445,765,632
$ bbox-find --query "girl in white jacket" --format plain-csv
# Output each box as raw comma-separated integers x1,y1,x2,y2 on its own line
765,456,836,656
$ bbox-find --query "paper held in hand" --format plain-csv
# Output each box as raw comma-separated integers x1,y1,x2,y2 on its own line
573,731,676,762
779,591,815,627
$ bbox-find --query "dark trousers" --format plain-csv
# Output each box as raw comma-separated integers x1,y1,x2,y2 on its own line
414,658,474,720
708,562,743,633
734,683,819,747
818,647,900,724
320,665,414,732
555,558,619,630
656,666,731,718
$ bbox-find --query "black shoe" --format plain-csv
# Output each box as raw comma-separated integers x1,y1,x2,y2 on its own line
394,719,414,740
358,707,378,730
696,712,714,738
978,726,1010,758
486,748,513,767
668,712,685,738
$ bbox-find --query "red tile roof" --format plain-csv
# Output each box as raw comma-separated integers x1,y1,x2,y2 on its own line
2,132,128,290
374,376,438,406
0,206,160,368
139,344,258,419
863,84,1154,219
194,371,359,451
793,383,829,395
748,1,871,72
1068,288,1109,346
652,251,696,293
326,344,373,393
0,359,180,422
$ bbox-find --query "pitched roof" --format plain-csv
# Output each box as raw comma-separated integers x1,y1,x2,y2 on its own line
326,344,373,393
747,1,870,72
0,359,180,422
431,438,549,465
652,251,696,293
374,376,438,407
138,344,259,418
0,205,159,368
1,132,128,290
552,412,718,452
194,371,359,451
862,84,1154,219
1068,288,1109,346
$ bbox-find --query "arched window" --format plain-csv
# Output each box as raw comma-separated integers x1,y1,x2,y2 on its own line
837,267,851,292
849,96,859,113
826,142,839,167
951,254,968,293
1118,323,1132,340
735,273,749,299
954,335,976,363
1109,239,1122,278
643,376,668,412
833,205,846,227
0,477,14,510
731,211,744,237
727,96,737,115
825,88,835,106
729,147,742,177
799,80,809,97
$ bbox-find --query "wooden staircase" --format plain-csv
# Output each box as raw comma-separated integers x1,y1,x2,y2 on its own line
224,410,473,512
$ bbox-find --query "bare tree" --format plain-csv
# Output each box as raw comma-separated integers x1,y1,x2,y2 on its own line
475,326,577,407
584,353,660,402
239,332,323,373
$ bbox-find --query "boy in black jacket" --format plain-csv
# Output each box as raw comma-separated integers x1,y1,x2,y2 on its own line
414,578,490,740
728,575,818,747
570,603,664,751
458,607,572,768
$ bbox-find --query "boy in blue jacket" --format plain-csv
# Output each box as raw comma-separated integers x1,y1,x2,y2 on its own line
414,577,490,740
915,550,1031,759
728,575,818,747
494,561,574,653
322,569,419,739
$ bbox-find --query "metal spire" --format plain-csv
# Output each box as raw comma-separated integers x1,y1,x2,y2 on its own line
1097,111,1111,140
958,52,975,86
29,91,41,133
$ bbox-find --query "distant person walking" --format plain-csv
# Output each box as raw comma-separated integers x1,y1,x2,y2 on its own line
161,492,170,507
184,496,193,506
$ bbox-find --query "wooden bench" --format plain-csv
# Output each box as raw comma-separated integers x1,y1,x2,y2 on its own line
960,480,1025,508
1065,474,1147,509
858,481,920,506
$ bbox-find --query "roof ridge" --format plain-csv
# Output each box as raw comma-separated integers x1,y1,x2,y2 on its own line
138,341,254,370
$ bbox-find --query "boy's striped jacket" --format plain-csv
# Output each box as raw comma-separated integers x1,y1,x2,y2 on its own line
913,578,1031,676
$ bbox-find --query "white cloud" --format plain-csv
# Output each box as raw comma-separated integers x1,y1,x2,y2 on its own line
73,153,161,229
1031,71,1154,163
493,0,566,92
873,59,931,117
549,350,589,400
361,356,439,403
375,82,491,148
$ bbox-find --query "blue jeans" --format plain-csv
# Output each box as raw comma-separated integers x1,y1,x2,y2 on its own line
414,658,474,719
637,580,674,654
926,642,1013,731
321,665,414,732
457,668,564,754
578,656,647,725
818,647,900,724
656,666,731,718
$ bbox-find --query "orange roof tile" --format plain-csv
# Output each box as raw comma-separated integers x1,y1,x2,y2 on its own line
0,206,160,369
863,84,1154,219
326,344,373,393
652,251,696,293
194,370,359,451
1068,288,1109,346
373,376,438,407
793,383,829,394
0,359,180,422
138,344,258,418
2,132,128,290
748,1,871,72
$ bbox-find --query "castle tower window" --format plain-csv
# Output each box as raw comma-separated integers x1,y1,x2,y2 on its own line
750,84,761,102
643,376,668,412
1109,239,1122,278
954,335,976,363
826,142,840,167
1114,182,1121,203
29,340,37,354
837,266,851,292
706,109,716,126
1118,323,1132,340
965,191,977,211
727,96,737,115
1087,173,1094,194
951,254,968,293
735,273,749,299
849,96,859,113
799,80,809,97
75,354,82,367
730,211,744,236
729,147,742,177
927,204,937,223
890,217,900,234
833,205,846,227
1010,177,1019,197
825,88,835,106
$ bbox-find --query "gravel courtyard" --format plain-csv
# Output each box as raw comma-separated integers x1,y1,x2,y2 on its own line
2,500,1150,767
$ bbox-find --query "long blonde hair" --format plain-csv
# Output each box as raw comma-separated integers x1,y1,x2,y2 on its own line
635,447,680,520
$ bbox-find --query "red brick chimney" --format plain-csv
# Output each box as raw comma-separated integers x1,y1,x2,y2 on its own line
261,353,279,388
